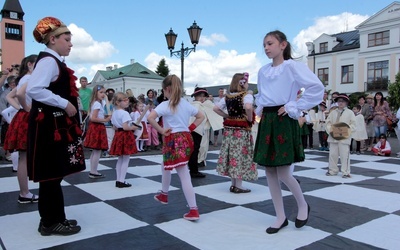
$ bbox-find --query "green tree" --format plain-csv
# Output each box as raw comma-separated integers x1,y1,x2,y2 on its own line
349,91,366,108
155,58,170,77
387,72,400,111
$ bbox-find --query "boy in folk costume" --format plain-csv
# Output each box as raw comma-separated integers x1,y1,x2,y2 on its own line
197,90,224,168
27,17,85,235
188,87,208,178
325,94,356,178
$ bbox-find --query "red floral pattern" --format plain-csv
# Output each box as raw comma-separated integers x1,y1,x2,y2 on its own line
4,110,29,151
216,127,258,181
162,132,193,170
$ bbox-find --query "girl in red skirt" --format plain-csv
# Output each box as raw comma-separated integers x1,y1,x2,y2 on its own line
148,75,205,221
4,55,38,203
130,101,149,151
110,92,140,188
83,85,111,179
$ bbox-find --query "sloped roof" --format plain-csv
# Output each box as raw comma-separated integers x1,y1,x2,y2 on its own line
331,30,360,52
97,62,163,80
1,0,24,14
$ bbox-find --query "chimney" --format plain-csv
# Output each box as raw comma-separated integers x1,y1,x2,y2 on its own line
305,42,314,55
130,59,135,64
114,64,118,69
106,66,112,71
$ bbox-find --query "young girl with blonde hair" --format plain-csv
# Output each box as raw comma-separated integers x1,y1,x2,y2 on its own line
110,92,139,188
148,75,204,221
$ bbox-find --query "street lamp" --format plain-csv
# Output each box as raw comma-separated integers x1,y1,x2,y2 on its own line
165,21,202,90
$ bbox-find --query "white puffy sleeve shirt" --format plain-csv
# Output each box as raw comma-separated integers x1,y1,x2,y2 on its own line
255,59,324,118
26,48,69,109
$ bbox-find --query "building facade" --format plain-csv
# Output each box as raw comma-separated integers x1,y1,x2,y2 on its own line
0,0,24,71
90,61,164,97
306,1,400,96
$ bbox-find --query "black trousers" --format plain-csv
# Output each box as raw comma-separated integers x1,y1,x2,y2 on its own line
38,178,66,227
188,132,202,173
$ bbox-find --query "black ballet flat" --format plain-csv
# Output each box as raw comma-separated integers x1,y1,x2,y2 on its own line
232,186,251,194
295,204,310,228
266,218,288,234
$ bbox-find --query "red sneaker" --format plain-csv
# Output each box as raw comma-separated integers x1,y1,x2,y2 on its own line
183,209,200,221
154,192,168,204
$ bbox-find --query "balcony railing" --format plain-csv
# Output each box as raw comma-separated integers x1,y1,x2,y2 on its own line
366,81,388,91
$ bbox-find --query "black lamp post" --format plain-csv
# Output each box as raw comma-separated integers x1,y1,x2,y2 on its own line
165,21,202,90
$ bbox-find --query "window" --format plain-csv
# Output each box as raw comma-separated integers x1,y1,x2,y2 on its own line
318,68,329,85
5,23,22,41
368,31,389,47
319,42,328,53
367,61,389,90
341,65,354,84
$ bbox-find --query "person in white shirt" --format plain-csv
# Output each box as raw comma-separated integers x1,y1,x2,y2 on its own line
148,74,205,221
325,94,356,178
27,16,85,236
254,30,324,234
372,134,391,156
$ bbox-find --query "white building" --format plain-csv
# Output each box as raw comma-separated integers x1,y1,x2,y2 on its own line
306,1,400,95
90,60,164,97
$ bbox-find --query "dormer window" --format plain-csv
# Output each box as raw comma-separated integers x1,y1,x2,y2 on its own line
319,42,328,53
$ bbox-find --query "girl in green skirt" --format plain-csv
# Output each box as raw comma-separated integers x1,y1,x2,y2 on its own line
254,30,324,234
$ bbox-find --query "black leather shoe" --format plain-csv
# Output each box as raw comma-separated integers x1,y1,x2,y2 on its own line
229,186,235,192
266,218,288,234
232,186,251,193
190,172,206,178
295,204,310,228
197,161,205,168
116,181,132,188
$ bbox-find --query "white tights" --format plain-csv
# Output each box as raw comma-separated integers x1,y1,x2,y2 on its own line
116,155,130,182
160,164,197,209
265,164,308,228
89,150,101,174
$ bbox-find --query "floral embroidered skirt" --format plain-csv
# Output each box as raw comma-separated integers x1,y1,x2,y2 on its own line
110,130,137,156
83,122,109,150
216,127,258,180
4,110,29,151
254,112,304,167
162,132,193,170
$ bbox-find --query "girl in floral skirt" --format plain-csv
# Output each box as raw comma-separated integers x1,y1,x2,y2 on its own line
148,75,204,221
213,72,258,193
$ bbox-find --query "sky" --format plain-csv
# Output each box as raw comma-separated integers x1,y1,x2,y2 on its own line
14,0,397,94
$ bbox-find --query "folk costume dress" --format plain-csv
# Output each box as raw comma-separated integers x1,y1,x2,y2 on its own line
216,91,258,181
3,75,31,152
109,109,137,156
154,98,197,170
83,101,108,150
254,59,324,167
27,51,85,182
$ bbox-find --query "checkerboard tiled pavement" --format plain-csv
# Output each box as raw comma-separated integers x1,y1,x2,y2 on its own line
1,145,400,249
